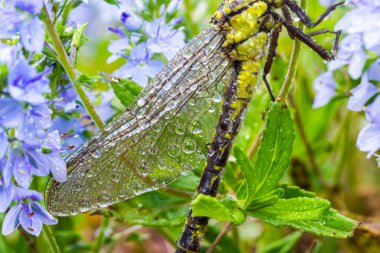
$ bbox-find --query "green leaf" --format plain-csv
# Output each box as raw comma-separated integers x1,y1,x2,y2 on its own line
252,102,295,197
112,190,190,227
279,184,316,199
110,79,143,107
246,197,330,224
235,102,295,207
71,22,88,49
258,231,302,253
103,0,121,6
246,188,284,210
192,195,246,225
247,197,358,238
233,146,255,200
287,208,358,238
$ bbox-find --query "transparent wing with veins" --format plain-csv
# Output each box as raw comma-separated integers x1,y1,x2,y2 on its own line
45,28,232,216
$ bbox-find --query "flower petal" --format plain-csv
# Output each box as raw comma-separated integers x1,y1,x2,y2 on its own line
19,203,42,236
2,203,22,235
31,202,57,225
313,72,337,108
0,183,15,213
348,48,368,79
347,74,379,112
20,17,44,53
0,128,7,160
357,123,380,158
0,98,23,128
368,59,380,82
13,187,42,201
12,153,33,188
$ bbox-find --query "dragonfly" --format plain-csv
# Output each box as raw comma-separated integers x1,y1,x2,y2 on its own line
45,0,343,252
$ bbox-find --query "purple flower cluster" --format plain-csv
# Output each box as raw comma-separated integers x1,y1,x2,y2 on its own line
314,1,380,166
1,0,116,236
108,0,185,86
0,0,44,52
0,44,63,235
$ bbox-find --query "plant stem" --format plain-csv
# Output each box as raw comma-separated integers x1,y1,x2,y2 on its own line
93,216,110,253
288,94,329,189
277,0,307,102
248,127,263,159
206,223,233,253
42,225,61,253
42,4,105,132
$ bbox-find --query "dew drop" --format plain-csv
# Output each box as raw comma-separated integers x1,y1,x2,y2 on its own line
188,98,196,106
136,108,146,119
190,83,198,91
168,144,181,157
153,124,161,132
118,190,127,198
138,160,150,177
212,92,222,103
182,138,197,154
91,148,102,158
175,123,185,135
137,98,146,107
166,101,177,110
158,159,167,170
180,163,193,175
184,49,192,59
86,170,94,178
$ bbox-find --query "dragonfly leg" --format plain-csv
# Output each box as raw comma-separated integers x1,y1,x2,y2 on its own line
281,6,294,39
263,24,282,102
284,0,345,28
281,1,342,58
281,19,335,61
307,29,342,57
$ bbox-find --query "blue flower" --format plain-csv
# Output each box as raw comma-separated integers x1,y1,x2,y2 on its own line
107,38,132,64
347,73,380,112
313,72,337,108
54,85,78,110
145,19,186,59
0,179,15,213
6,0,43,15
335,3,380,52
121,12,142,31
0,6,44,52
368,59,380,81
357,96,380,159
107,34,141,63
0,44,18,66
328,34,367,79
50,116,90,155
2,189,57,236
0,98,23,128
3,131,66,188
167,0,181,14
8,57,51,105
113,43,164,86
15,103,52,140
0,128,7,160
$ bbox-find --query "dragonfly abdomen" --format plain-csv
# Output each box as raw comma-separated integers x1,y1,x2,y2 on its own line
177,2,274,252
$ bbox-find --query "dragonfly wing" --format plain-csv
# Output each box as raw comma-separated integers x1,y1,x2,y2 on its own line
45,28,232,216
